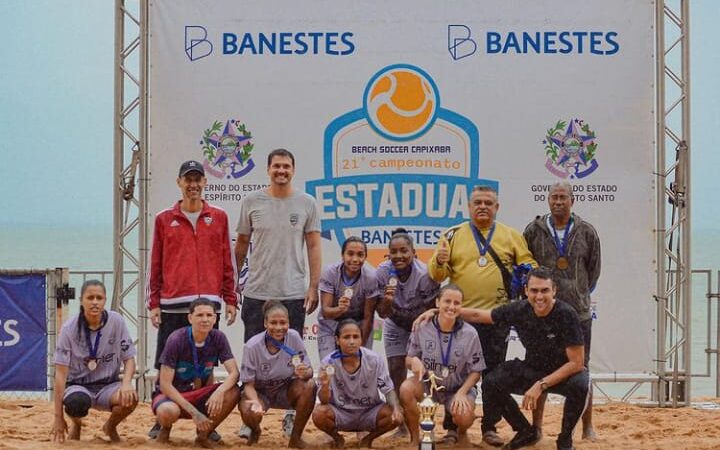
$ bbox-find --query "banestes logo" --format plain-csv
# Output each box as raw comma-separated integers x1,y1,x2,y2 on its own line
185,26,213,61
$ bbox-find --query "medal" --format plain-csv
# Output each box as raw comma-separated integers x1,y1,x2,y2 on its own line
441,366,449,377
388,276,398,287
83,316,104,373
187,327,205,389
551,216,573,270
343,287,354,299
470,223,496,270
193,377,202,390
291,354,302,367
325,365,335,377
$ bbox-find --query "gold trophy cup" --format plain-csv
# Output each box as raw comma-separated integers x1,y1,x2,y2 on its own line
418,371,444,450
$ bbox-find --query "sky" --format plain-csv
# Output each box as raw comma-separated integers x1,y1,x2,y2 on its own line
0,1,717,230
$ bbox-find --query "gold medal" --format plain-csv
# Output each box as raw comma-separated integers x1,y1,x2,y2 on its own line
557,256,569,270
343,287,354,299
478,256,488,267
193,377,202,390
87,359,97,371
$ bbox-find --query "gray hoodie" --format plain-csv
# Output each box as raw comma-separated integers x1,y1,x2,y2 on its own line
523,213,601,321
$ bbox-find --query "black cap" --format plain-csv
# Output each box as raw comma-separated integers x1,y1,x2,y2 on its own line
178,160,205,177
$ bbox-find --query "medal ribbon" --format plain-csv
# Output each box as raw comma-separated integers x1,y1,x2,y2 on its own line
470,222,496,258
550,217,573,257
265,332,299,357
186,326,205,385
435,323,454,372
341,265,361,287
329,349,361,360
84,311,106,361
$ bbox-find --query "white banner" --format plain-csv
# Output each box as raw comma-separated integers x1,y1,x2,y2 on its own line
148,0,656,374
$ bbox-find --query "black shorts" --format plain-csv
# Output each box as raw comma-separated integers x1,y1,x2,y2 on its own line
241,297,305,343
154,311,220,369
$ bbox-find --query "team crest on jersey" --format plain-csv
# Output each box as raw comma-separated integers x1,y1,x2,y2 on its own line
260,363,271,373
289,213,299,226
454,347,463,357
204,216,213,225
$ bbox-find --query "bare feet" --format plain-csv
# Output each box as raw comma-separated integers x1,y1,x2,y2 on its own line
358,435,375,448
287,437,308,448
390,424,409,439
68,419,81,440
195,435,216,448
330,434,345,449
247,428,261,446
102,421,121,442
157,426,171,443
583,426,598,442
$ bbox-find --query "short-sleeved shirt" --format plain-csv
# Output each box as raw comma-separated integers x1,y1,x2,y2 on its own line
491,299,584,373
376,259,440,331
407,317,485,393
240,329,309,396
319,261,380,321
236,190,320,300
54,311,136,386
157,327,234,393
321,347,394,411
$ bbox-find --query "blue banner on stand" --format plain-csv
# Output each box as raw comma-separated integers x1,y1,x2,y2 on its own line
0,274,47,391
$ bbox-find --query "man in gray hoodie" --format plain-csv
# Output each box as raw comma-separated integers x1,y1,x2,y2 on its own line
523,180,601,442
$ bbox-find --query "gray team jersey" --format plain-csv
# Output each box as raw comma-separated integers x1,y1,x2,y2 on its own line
236,190,320,300
318,261,380,321
407,317,485,393
321,347,394,411
54,310,136,385
240,329,309,395
376,259,440,331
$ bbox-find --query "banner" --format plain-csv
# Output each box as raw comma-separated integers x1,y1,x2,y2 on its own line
0,274,47,391
148,0,656,373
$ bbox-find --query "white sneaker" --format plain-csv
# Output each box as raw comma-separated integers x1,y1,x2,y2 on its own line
238,424,252,439
282,410,296,439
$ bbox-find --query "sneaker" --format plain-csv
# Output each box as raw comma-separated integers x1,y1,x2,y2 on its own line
148,422,161,439
209,430,222,442
482,430,505,447
282,410,296,439
502,426,541,450
238,424,252,439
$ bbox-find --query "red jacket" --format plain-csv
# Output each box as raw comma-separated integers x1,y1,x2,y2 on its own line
146,200,237,311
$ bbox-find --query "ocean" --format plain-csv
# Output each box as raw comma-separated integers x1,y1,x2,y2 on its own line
1,224,719,398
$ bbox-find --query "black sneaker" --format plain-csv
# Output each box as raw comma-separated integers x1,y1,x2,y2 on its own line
148,422,161,439
502,426,541,450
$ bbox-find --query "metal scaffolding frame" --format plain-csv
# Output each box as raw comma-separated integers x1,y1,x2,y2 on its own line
654,0,691,406
113,0,149,399
112,1,694,403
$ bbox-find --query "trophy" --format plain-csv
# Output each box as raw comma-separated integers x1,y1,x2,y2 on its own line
418,371,444,450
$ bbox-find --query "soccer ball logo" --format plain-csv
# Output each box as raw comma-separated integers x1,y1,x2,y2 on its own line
364,64,439,141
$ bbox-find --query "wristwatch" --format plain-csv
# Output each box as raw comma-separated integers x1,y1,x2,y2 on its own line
539,379,549,391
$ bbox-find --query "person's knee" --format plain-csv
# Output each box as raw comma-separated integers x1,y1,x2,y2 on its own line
155,402,181,424
64,392,92,418
312,404,332,426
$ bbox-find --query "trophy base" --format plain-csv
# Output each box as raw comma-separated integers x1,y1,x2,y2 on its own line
419,440,435,450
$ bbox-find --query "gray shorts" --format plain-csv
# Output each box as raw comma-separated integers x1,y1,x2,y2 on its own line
431,386,477,413
317,318,373,361
255,383,293,410
64,381,121,411
330,403,385,432
382,319,410,358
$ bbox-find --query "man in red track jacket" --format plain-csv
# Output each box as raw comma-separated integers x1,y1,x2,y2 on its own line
146,160,238,369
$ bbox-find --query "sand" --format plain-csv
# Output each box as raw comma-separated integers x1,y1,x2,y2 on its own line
1,400,719,449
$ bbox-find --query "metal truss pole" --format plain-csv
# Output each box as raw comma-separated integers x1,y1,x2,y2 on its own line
113,0,148,399
655,0,691,407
